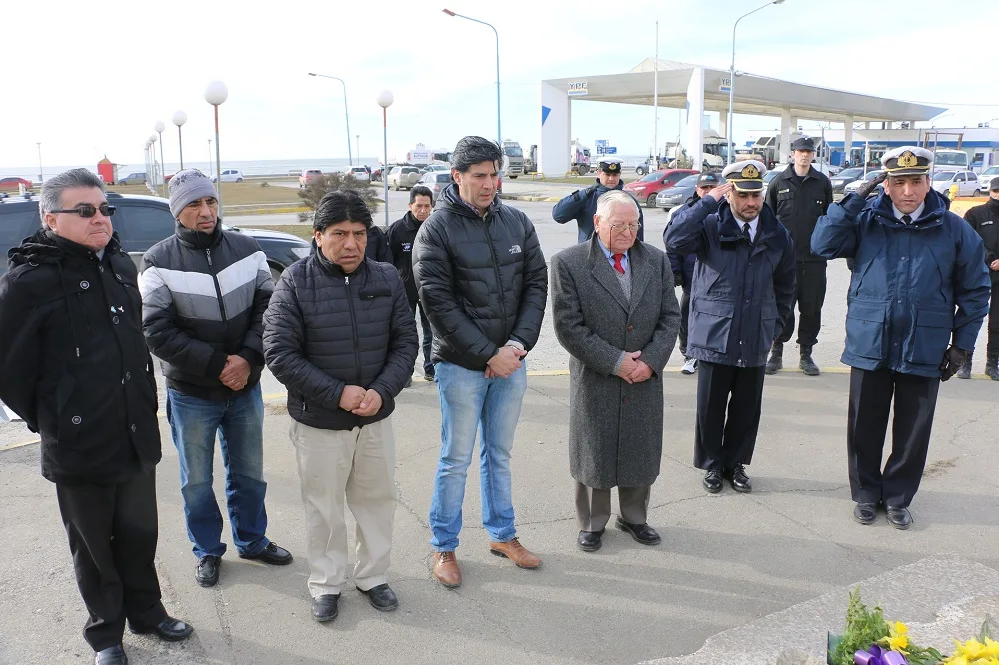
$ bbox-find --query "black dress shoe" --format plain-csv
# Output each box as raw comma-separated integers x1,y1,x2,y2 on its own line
725,464,752,493
129,616,194,642
424,371,435,382
703,469,723,493
95,645,128,665
615,517,661,545
577,529,604,552
196,555,221,587
312,594,340,623
886,506,912,530
239,542,293,565
853,502,878,525
357,583,398,611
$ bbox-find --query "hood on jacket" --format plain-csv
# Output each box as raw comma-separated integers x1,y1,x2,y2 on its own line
437,182,501,219
8,228,121,269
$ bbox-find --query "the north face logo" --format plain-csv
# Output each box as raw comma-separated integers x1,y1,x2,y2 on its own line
509,245,522,254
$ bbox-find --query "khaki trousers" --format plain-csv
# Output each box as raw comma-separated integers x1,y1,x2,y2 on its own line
574,482,651,532
290,418,396,597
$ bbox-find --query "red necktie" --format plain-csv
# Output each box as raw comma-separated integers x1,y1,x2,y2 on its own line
612,253,625,274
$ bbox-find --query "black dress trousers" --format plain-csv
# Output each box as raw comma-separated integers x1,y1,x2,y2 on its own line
847,367,940,508
693,361,766,471
56,465,167,651
987,281,999,357
776,261,827,348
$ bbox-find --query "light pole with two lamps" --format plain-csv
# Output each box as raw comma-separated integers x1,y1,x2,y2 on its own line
726,0,786,164
205,80,229,213
442,9,501,147
308,73,353,166
172,110,188,169
149,134,159,190
377,90,394,229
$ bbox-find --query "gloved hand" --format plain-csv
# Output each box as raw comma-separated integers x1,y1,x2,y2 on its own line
672,272,684,289
856,171,888,199
939,346,967,382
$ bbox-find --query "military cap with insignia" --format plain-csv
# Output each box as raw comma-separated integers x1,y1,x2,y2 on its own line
721,160,767,192
790,136,816,152
881,146,933,176
598,157,622,174
696,172,721,187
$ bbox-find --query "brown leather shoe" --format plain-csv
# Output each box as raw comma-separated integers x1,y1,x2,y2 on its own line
432,551,462,588
488,537,542,569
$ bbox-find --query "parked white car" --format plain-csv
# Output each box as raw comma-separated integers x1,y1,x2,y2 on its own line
213,169,244,183
844,170,885,195
387,165,421,190
931,170,981,197
346,166,370,182
977,166,999,192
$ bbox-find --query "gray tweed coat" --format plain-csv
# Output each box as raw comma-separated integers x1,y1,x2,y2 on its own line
550,235,680,489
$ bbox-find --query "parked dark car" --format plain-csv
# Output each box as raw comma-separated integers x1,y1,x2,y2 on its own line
117,172,148,186
655,173,727,210
829,167,868,194
0,192,311,280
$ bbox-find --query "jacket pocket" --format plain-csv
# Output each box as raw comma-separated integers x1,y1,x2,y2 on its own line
845,301,886,360
776,190,795,220
55,374,78,446
905,308,953,365
759,301,778,354
688,299,733,354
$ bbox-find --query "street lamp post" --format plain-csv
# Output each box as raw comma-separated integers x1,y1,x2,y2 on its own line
308,73,353,166
356,134,360,165
443,9,501,147
377,90,394,229
727,0,786,164
154,121,166,195
208,139,213,180
204,80,229,214
36,142,43,184
149,134,159,191
172,110,188,169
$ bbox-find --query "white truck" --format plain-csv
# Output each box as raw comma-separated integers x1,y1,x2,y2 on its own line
406,143,433,166
501,140,524,178
570,139,592,175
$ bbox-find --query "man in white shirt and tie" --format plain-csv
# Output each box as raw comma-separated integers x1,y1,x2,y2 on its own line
665,160,797,495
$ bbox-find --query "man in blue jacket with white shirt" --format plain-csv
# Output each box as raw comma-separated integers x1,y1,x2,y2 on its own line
811,146,990,530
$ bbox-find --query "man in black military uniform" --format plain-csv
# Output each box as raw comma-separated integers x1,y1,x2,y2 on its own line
764,137,833,376
962,176,999,379
553,157,645,243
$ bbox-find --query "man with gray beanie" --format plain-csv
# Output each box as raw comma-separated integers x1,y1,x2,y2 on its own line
139,169,293,589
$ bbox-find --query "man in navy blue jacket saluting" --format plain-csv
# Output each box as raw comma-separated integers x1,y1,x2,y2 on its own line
811,146,990,530
666,160,796,496
553,157,644,243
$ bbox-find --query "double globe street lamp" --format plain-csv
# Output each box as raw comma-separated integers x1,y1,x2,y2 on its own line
154,121,166,195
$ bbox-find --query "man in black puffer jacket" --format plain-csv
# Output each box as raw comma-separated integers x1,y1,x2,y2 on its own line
140,169,292,589
413,136,548,589
0,168,192,665
263,190,417,623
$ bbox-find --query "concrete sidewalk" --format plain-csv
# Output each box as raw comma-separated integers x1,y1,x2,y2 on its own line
2,371,997,664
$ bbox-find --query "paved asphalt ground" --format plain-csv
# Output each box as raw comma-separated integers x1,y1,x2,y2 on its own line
2,179,998,664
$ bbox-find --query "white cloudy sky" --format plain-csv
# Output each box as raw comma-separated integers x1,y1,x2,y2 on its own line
2,0,996,170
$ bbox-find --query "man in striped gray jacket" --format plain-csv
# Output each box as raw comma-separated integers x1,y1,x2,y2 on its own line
139,169,293,589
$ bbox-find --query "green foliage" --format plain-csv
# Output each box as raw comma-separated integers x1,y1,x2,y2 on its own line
296,172,379,223
831,588,890,665
979,614,997,643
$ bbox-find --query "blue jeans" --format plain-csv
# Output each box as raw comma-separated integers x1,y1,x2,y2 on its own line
429,361,527,551
166,383,269,559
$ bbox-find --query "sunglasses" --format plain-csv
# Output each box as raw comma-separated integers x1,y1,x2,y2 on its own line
50,203,116,218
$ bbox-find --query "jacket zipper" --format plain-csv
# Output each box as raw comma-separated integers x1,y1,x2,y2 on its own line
483,214,509,326
345,275,363,384
205,248,229,335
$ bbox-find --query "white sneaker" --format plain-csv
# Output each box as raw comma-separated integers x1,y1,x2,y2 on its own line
681,357,698,375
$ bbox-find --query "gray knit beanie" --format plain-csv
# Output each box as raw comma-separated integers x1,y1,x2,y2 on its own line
168,169,218,218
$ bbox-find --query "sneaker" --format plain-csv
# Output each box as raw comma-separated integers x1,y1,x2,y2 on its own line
681,357,698,375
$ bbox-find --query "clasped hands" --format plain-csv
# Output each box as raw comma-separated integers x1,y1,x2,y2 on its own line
338,385,383,416
485,345,526,379
616,350,653,384
219,355,251,391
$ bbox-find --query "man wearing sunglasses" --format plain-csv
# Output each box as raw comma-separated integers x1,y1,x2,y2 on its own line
0,168,193,665
139,169,293,590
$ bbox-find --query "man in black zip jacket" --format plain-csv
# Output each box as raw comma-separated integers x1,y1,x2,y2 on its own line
262,190,417,622
139,169,293,590
413,136,549,588
0,168,192,665
764,137,833,376
386,185,435,381
962,176,999,379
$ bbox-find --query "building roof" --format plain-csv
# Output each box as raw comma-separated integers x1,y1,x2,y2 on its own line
543,59,946,123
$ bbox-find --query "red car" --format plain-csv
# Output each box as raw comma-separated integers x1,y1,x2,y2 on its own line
0,177,33,192
624,169,698,207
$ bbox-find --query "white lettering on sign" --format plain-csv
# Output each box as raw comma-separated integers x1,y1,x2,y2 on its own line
567,81,588,96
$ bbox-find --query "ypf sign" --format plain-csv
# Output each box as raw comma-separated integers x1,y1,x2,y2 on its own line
567,81,588,97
